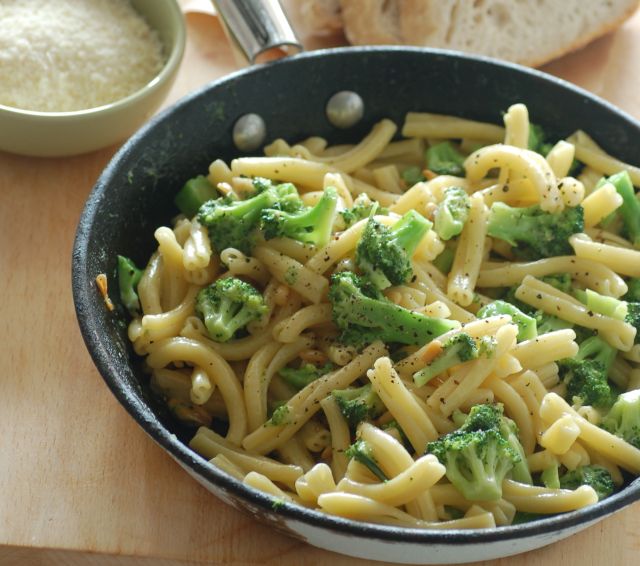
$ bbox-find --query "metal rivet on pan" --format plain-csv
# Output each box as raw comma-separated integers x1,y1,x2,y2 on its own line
233,113,266,152
326,91,364,129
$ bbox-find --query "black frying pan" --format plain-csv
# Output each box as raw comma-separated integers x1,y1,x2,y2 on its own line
72,40,640,565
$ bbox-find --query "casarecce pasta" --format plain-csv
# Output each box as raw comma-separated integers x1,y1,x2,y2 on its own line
113,102,640,530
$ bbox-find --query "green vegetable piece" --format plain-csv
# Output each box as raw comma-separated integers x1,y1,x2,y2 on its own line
601,389,640,449
527,123,554,156
541,464,560,489
574,288,628,321
426,142,465,176
559,465,615,501
175,175,218,218
117,255,143,316
331,383,385,428
356,210,432,289
623,278,640,302
432,246,456,275
260,186,339,247
401,165,426,187
413,333,478,387
278,363,334,390
346,439,387,481
607,171,640,247
487,203,584,260
477,300,537,342
270,404,291,426
433,186,471,241
329,271,458,349
340,194,387,228
195,277,267,342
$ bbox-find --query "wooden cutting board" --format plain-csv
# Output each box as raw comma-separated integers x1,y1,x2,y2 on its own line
1,4,639,565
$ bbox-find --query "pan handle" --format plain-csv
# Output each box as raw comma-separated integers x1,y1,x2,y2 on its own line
212,0,303,64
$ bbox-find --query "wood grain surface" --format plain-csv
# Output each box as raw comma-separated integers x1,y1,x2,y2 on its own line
1,4,639,565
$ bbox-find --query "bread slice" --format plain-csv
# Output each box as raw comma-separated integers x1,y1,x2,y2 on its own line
298,0,639,67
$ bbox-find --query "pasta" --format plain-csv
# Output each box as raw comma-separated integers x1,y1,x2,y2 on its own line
115,103,640,530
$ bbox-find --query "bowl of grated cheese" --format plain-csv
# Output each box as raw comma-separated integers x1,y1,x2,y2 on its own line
0,0,186,157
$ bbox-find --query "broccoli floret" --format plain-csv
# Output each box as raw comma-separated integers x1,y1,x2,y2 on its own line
428,428,518,501
117,255,143,316
355,210,431,289
433,186,471,241
413,333,479,387
270,403,291,426
559,465,615,501
607,171,640,247
195,277,267,342
528,123,554,156
425,141,465,176
260,186,339,248
174,175,218,218
487,203,584,260
541,464,561,489
624,278,640,302
345,439,387,481
601,389,640,449
401,165,426,187
558,336,616,408
278,362,334,390
381,419,410,447
197,181,301,254
252,177,304,212
625,302,640,344
477,300,537,342
331,383,385,428
427,403,525,500
329,271,458,349
339,194,387,228
498,414,533,485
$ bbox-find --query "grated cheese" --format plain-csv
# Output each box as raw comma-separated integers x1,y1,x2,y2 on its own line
0,0,165,112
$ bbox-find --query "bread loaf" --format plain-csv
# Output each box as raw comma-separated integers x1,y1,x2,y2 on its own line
298,0,639,67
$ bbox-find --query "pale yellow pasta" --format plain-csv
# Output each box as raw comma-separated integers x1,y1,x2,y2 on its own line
503,103,529,149
546,140,575,178
155,226,189,309
570,233,640,278
299,420,331,453
515,275,635,350
478,256,627,297
539,414,581,455
388,181,435,216
502,480,598,514
254,245,329,304
272,304,333,343
295,463,336,506
320,396,351,481
137,252,163,315
581,182,623,228
477,179,538,207
190,366,214,405
557,177,585,208
447,193,488,306
336,454,445,506
373,164,404,194
182,219,212,272
220,248,270,286
147,337,247,444
511,330,578,369
403,112,505,142
276,435,315,472
465,144,562,212
242,343,386,454
411,265,475,323
377,138,426,166
367,357,439,451
207,158,233,186
540,393,640,474
190,426,303,489
210,454,245,481
244,471,297,502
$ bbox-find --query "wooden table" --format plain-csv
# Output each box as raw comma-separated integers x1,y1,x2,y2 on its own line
2,4,639,565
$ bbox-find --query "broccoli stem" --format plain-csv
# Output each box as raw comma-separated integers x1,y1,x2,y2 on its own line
476,300,537,342
174,175,218,218
117,255,143,316
607,171,640,247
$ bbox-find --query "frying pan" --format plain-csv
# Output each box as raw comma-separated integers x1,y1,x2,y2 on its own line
72,3,640,563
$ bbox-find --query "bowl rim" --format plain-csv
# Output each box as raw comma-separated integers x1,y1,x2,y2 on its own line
0,0,186,119
72,45,640,546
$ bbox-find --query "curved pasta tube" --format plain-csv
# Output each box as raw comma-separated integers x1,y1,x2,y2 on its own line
570,233,640,278
189,426,302,489
402,112,505,143
146,337,247,444
242,342,386,455
138,252,163,315
515,275,635,351
220,248,270,286
546,140,575,178
503,103,529,149
295,463,336,506
182,220,212,271
155,226,189,309
465,144,562,212
502,480,598,514
336,454,445,506
478,256,628,298
320,396,351,481
272,304,333,343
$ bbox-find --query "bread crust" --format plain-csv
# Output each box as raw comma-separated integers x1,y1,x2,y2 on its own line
330,0,639,67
